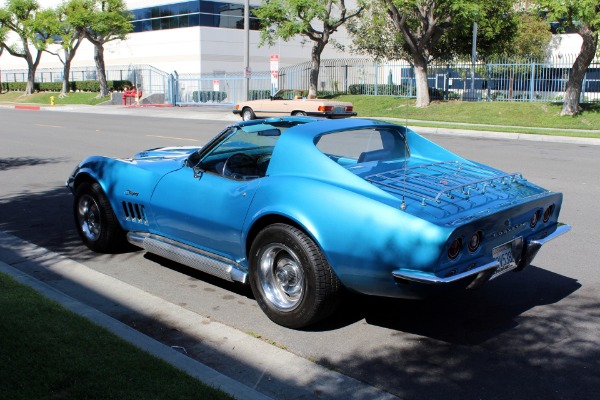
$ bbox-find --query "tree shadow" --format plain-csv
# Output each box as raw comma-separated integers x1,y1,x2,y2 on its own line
0,156,67,171
1,185,596,399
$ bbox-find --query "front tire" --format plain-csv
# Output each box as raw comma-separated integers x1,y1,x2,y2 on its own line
249,223,342,328
242,107,255,121
74,182,126,253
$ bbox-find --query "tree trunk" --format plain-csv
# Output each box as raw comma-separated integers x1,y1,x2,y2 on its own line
61,48,75,98
24,51,41,96
61,60,71,98
561,26,598,116
413,58,430,108
93,44,109,97
308,42,326,99
0,48,3,93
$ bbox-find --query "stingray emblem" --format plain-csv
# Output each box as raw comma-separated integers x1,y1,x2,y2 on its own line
125,189,139,197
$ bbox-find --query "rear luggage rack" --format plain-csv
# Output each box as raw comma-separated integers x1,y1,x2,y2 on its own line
366,161,524,207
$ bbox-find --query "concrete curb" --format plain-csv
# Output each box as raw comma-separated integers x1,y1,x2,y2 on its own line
0,260,272,400
0,231,398,400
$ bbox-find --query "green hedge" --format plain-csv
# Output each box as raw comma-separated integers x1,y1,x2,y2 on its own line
348,84,413,96
192,91,228,103
1,80,133,93
348,83,445,99
248,90,271,100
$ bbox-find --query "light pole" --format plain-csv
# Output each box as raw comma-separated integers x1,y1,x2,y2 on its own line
471,22,477,92
243,0,250,101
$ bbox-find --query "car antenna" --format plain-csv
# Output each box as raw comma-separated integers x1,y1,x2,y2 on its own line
400,93,409,211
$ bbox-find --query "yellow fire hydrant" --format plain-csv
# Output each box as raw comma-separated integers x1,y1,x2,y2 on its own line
50,96,55,106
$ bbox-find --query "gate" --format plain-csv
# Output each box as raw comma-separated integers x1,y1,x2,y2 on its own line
169,74,273,107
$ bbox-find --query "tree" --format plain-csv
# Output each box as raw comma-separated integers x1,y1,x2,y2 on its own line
255,0,363,98
537,0,599,116
0,24,5,93
349,0,518,107
71,0,131,97
0,0,51,95
509,12,552,59
39,0,85,98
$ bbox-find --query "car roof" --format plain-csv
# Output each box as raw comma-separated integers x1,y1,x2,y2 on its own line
235,117,401,140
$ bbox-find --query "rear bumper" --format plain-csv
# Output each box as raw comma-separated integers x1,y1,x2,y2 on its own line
391,223,571,290
307,111,357,118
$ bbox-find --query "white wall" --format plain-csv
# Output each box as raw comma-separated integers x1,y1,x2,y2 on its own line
0,0,357,76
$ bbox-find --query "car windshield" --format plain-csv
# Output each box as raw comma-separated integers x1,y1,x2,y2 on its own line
197,121,303,179
273,90,307,100
315,127,409,166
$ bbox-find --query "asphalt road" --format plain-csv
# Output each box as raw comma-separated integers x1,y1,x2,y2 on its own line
1,108,598,399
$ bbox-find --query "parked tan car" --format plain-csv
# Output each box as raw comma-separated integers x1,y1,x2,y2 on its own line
233,89,356,120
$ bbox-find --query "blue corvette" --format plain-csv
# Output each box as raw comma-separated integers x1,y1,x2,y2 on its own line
67,117,570,328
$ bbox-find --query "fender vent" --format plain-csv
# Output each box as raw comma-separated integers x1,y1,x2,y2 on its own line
122,201,148,224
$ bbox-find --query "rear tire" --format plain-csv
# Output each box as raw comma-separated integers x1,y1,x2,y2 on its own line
249,223,342,328
74,182,126,253
292,111,307,117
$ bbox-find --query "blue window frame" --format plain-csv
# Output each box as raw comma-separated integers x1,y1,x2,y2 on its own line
131,1,259,33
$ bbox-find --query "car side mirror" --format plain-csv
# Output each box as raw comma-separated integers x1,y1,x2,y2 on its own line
193,165,204,179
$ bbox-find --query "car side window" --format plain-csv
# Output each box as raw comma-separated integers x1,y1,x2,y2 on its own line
197,126,282,180
315,128,409,166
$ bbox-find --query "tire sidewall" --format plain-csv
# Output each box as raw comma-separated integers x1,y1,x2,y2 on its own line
74,182,122,253
242,108,255,121
249,224,319,328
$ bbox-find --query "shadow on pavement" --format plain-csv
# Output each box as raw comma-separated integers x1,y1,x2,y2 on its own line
1,184,597,400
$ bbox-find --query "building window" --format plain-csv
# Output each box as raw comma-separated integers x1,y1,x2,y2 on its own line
131,0,260,33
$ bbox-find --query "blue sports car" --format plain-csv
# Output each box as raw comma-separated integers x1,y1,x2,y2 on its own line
67,117,570,328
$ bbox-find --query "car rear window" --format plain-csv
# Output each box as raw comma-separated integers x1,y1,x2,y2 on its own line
315,128,409,165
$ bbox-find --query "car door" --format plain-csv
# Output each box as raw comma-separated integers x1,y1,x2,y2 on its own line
149,166,261,261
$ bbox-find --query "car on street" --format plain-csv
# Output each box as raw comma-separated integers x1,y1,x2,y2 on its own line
233,89,356,120
67,117,570,328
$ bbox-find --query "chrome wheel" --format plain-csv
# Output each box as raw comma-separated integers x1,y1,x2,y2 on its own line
258,244,304,311
77,193,102,241
242,108,255,121
249,223,342,328
73,182,126,253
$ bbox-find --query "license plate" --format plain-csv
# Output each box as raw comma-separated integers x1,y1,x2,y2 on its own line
335,106,343,113
491,238,522,280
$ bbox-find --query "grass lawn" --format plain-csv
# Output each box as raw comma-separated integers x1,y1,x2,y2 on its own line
337,95,600,138
0,272,233,400
0,91,109,105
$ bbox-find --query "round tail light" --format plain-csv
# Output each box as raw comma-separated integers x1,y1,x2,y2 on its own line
448,238,462,259
468,231,482,252
530,210,542,228
543,205,554,223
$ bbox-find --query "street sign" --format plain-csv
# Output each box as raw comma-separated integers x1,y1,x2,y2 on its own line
270,54,279,89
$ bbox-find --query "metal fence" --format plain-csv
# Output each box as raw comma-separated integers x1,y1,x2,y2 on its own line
275,54,600,103
1,64,170,97
3,54,599,105
171,70,273,106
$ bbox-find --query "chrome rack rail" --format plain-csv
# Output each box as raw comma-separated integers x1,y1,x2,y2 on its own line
366,161,524,206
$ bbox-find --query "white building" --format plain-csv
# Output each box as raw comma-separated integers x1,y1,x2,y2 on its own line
0,0,356,76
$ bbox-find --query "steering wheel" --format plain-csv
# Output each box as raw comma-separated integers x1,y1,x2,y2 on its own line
222,153,256,178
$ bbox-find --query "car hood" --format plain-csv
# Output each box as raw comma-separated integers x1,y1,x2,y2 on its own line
123,146,199,169
132,146,201,161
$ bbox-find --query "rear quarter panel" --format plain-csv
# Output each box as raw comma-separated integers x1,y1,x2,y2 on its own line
246,175,451,296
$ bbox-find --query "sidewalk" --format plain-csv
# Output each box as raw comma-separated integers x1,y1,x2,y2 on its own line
0,231,397,400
